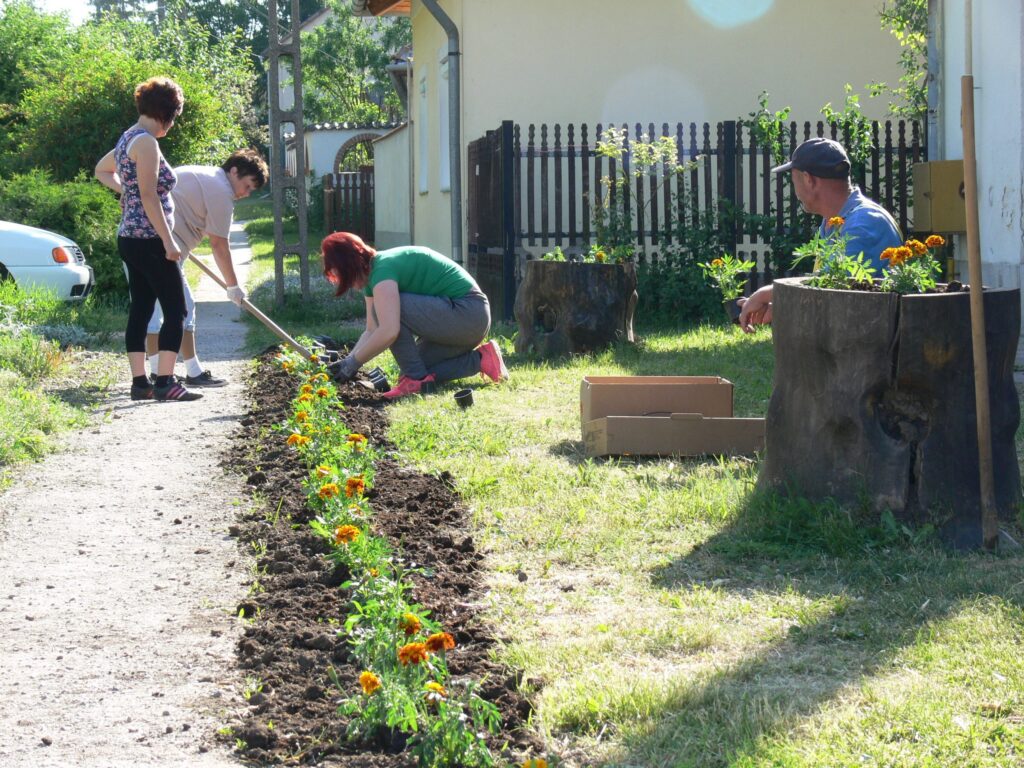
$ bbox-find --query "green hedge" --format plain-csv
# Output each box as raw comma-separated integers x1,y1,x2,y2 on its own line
0,170,125,300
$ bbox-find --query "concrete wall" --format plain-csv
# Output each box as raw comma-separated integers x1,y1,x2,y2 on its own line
932,0,1024,294
374,125,412,248
405,0,904,257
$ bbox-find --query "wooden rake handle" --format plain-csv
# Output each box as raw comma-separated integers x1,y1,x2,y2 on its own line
186,254,312,359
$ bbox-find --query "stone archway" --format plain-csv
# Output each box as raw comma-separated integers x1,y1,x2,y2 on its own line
333,133,379,173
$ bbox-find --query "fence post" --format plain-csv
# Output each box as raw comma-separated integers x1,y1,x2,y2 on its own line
500,120,516,321
720,120,738,255
323,174,334,234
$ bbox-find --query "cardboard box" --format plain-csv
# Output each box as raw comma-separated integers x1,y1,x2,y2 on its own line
580,376,765,457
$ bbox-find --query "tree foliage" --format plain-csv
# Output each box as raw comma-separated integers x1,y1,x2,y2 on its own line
10,12,255,181
879,0,927,120
301,0,410,124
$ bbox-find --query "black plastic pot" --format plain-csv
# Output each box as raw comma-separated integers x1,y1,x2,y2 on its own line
454,388,474,409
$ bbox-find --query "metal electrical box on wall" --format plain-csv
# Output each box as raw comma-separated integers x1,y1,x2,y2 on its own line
913,160,966,233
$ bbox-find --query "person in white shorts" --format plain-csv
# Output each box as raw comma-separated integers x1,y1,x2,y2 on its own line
145,149,268,386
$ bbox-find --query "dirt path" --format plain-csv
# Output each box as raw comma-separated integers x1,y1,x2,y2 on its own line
0,225,257,768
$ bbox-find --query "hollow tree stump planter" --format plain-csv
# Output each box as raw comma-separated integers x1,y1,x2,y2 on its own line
759,277,1021,549
514,260,638,357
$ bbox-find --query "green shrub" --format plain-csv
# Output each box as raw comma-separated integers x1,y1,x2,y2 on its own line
0,368,85,471
0,170,125,299
12,14,253,181
0,330,62,383
0,277,65,325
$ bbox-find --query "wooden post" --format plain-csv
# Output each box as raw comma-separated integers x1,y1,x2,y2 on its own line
961,0,999,550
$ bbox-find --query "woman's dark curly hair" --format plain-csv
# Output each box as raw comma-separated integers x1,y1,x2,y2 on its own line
321,232,376,296
134,76,184,125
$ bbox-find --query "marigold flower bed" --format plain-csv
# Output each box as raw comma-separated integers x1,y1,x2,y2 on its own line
223,352,537,765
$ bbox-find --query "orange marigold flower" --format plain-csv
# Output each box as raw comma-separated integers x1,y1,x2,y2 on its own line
397,642,429,666
281,361,295,372
359,670,381,695
880,247,897,262
906,239,928,255
400,613,422,636
896,245,913,263
347,433,367,446
286,433,310,447
345,476,366,498
368,567,379,578
316,465,332,478
300,384,314,394
424,681,447,700
594,251,607,263
298,393,313,403
295,411,309,423
424,632,456,653
827,216,845,229
711,257,724,267
925,234,946,248
316,387,331,397
522,760,548,768
334,525,360,545
318,483,340,500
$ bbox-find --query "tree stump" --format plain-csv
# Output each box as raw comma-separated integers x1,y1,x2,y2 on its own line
759,277,1021,548
513,260,638,357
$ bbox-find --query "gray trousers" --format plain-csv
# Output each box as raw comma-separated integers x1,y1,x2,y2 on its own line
388,288,490,382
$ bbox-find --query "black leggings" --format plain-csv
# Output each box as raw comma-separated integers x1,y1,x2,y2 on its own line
119,236,186,354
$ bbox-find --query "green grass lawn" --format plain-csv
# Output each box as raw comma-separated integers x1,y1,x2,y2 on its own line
385,333,1024,768
242,221,1024,767
0,282,121,485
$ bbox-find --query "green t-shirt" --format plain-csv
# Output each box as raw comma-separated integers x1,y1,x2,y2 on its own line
364,246,477,299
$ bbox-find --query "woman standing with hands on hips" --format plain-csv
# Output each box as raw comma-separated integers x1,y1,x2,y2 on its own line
321,232,509,399
95,76,201,402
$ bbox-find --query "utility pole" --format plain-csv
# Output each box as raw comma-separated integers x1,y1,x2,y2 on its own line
266,0,310,305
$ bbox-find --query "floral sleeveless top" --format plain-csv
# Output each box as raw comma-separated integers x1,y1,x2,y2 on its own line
115,126,176,239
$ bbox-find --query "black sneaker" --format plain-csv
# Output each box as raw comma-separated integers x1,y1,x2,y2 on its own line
154,378,203,401
130,384,154,401
149,372,158,384
184,370,228,388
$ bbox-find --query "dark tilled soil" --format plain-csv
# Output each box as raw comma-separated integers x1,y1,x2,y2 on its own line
222,354,538,766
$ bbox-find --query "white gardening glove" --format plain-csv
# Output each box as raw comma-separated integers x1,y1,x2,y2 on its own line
226,285,245,306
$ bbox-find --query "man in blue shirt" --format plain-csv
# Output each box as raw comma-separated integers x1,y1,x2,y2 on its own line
738,138,902,330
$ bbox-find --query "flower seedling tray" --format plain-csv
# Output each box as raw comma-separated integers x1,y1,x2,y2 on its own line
580,376,765,458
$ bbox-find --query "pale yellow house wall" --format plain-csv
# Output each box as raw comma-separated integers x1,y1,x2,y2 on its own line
407,0,904,257
409,0,464,256
373,125,412,249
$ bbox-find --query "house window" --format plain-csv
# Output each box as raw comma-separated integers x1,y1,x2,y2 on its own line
438,51,450,192
418,73,428,194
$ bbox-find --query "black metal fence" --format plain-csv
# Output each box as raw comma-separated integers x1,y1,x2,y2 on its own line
468,119,926,318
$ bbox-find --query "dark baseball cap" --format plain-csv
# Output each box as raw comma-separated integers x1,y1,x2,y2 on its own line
771,138,851,179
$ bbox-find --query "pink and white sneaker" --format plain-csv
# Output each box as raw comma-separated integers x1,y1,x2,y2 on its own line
477,340,509,383
382,374,436,400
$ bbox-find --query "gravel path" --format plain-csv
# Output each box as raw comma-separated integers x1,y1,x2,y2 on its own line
0,225,258,767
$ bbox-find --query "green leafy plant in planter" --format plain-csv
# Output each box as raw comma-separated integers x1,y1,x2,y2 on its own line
791,216,877,289
699,253,756,323
793,216,946,294
878,234,945,294
540,243,631,264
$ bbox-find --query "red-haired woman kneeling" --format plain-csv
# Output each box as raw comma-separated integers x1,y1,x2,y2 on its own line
321,232,508,399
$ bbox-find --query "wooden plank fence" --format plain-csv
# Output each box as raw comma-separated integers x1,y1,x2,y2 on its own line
322,166,375,243
469,119,925,278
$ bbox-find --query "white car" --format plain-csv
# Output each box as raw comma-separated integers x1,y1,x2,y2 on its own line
0,220,94,300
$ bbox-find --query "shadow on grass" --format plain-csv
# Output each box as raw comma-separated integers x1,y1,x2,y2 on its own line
618,488,1024,766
